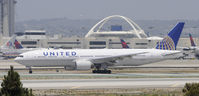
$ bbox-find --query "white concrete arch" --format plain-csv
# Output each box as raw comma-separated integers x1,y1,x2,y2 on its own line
85,15,147,39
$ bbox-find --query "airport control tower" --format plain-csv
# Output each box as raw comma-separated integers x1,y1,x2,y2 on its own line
0,0,16,37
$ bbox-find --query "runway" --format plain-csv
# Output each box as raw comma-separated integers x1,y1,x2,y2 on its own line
0,78,199,89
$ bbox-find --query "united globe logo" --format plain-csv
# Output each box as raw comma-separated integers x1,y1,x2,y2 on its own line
156,36,175,50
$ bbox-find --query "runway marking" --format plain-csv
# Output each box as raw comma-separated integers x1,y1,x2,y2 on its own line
170,83,180,87
70,86,81,89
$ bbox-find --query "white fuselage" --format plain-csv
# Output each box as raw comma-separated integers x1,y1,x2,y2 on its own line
15,48,181,68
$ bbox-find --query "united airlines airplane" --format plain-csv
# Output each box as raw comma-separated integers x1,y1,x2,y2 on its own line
15,22,185,74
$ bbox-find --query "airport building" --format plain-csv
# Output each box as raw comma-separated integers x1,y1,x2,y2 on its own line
11,15,198,49
9,15,155,49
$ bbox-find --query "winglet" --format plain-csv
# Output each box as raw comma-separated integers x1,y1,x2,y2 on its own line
156,22,185,50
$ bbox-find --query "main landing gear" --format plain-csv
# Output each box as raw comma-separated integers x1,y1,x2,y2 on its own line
92,70,111,74
92,64,112,74
27,67,32,74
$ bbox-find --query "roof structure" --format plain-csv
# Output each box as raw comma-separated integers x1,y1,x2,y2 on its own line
85,15,147,39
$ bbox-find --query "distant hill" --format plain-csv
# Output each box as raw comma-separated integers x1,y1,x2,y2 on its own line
15,18,199,38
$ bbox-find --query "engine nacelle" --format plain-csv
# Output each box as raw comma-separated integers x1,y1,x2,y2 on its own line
75,60,92,70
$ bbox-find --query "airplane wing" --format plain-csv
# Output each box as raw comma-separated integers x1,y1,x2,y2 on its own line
161,51,182,56
90,52,148,64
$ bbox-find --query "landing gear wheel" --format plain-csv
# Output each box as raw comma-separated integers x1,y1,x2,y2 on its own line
92,70,96,73
92,70,111,74
28,67,32,74
107,70,111,74
29,70,32,74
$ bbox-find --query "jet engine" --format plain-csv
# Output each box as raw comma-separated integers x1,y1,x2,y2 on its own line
75,60,92,70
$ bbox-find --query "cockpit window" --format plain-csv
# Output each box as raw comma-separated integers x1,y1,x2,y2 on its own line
18,55,24,57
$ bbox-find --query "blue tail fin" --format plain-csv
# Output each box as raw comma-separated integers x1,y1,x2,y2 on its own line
156,22,185,50
189,33,196,47
120,39,130,48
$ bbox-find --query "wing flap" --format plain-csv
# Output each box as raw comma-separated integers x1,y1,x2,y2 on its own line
161,51,181,56
91,52,148,64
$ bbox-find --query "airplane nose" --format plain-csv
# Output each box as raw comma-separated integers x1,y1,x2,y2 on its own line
14,57,23,64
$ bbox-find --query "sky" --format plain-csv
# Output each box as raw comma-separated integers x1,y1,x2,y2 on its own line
16,0,199,21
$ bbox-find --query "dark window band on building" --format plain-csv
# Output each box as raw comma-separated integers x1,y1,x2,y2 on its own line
21,41,37,45
135,43,147,45
49,46,73,49
109,42,130,44
26,46,37,48
25,32,45,35
89,41,106,45
48,42,81,44
89,47,106,49
111,25,122,31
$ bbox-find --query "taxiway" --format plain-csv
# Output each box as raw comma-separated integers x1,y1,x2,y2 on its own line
0,78,197,89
